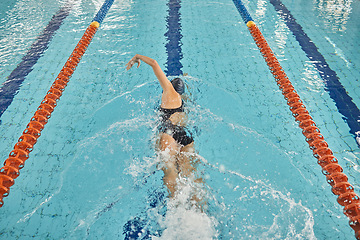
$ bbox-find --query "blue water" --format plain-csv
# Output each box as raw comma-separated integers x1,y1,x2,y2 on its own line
0,0,360,239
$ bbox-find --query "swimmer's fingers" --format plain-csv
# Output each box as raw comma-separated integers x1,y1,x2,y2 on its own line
125,59,134,70
126,56,140,70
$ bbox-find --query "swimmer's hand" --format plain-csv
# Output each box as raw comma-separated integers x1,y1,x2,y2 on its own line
126,55,141,70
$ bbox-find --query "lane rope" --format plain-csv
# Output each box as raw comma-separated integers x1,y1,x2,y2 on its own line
0,0,115,209
232,0,360,238
268,0,360,147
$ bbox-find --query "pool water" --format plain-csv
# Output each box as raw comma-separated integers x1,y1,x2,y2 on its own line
0,0,360,239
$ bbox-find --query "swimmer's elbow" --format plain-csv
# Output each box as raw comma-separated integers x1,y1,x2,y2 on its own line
149,59,158,67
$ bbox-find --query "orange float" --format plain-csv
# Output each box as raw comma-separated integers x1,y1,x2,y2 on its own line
0,23,99,208
247,21,360,238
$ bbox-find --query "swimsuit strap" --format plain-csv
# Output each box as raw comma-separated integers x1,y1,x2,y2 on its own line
159,100,184,113
159,101,184,121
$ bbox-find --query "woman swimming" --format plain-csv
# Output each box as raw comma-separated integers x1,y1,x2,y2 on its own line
126,54,199,198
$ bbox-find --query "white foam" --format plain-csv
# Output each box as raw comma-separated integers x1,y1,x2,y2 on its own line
155,206,217,240
153,177,218,240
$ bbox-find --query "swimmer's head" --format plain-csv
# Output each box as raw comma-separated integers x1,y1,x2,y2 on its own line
171,78,185,95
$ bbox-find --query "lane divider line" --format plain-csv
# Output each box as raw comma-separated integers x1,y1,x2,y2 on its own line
232,0,360,238
0,1,74,118
268,0,360,147
0,0,115,209
164,0,183,76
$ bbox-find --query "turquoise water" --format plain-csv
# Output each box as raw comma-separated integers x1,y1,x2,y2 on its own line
0,0,360,239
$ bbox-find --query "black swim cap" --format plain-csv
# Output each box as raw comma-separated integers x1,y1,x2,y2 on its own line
171,78,185,95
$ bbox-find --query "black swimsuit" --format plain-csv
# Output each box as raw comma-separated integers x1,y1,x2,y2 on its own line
159,101,194,146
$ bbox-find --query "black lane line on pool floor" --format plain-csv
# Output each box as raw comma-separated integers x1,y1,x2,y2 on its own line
0,2,74,119
269,0,360,143
164,0,183,77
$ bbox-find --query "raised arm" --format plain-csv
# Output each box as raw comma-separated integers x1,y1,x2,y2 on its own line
126,54,174,94
126,54,182,108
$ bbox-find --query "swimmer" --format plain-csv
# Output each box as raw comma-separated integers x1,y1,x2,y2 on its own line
126,54,201,199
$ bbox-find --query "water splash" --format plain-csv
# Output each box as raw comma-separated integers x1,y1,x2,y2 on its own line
154,176,218,240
